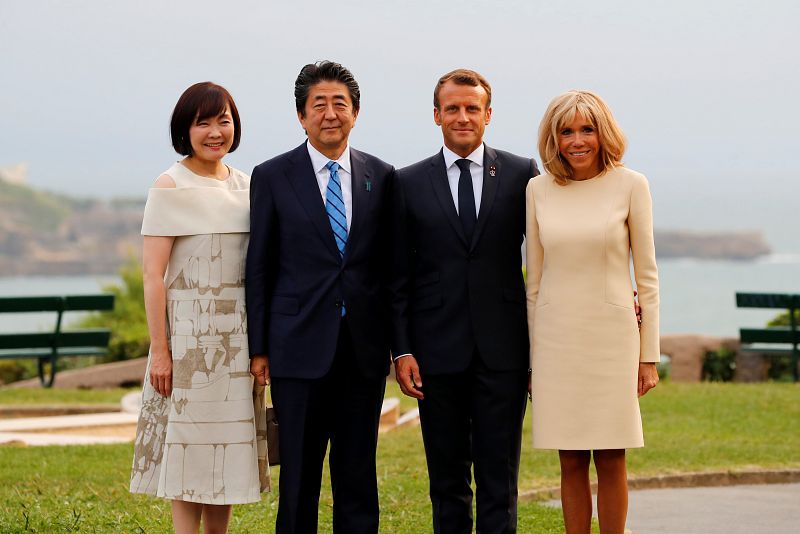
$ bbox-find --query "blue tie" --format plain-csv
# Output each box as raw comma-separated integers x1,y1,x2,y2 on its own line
326,161,347,316
325,161,348,256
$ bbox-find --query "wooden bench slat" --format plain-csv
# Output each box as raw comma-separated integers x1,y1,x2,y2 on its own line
0,296,64,313
740,327,800,344
63,295,115,312
735,292,800,309
0,294,115,313
0,330,112,350
0,347,109,359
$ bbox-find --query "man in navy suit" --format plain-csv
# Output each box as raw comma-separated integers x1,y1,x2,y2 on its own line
246,61,393,534
390,69,539,533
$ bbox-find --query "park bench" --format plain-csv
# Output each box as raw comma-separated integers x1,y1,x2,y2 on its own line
736,292,799,382
0,295,115,387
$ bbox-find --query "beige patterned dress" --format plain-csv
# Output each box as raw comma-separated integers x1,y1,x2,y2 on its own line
130,162,270,504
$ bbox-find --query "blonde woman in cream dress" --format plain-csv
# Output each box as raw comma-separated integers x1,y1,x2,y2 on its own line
525,90,659,534
130,82,269,533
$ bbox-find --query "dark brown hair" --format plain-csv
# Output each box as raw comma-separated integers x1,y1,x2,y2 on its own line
170,82,241,156
433,69,492,109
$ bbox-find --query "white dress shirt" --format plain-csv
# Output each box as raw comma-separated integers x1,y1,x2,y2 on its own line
307,141,353,231
442,143,484,215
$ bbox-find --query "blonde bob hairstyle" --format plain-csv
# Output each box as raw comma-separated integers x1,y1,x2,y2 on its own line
538,90,626,185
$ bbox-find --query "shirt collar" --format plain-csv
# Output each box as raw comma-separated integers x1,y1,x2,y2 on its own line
307,140,351,174
442,143,485,170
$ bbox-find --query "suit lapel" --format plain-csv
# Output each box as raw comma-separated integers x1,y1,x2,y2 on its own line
471,145,500,250
345,148,370,262
429,150,468,246
285,142,341,260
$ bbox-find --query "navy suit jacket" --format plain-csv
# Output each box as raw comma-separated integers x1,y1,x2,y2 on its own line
246,142,394,379
389,145,539,374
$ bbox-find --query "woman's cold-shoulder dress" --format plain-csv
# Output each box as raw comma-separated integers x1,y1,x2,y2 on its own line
525,166,660,450
130,162,270,504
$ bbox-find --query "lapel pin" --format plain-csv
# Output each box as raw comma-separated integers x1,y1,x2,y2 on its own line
489,165,496,177
365,179,372,192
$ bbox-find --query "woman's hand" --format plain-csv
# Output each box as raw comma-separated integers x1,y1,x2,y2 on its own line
149,347,173,397
637,362,659,397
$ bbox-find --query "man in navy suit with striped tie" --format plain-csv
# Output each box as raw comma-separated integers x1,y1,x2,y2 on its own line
246,61,394,534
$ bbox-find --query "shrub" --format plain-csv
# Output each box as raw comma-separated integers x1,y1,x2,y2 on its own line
702,348,736,382
0,361,27,385
78,256,149,362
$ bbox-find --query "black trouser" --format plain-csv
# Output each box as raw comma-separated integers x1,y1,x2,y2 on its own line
418,353,528,534
271,321,386,534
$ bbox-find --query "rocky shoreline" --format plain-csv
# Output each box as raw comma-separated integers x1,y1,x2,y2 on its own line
655,230,771,261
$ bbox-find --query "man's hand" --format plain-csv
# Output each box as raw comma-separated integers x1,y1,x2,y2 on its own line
251,355,271,386
634,290,642,328
149,348,173,397
638,362,659,397
395,355,424,400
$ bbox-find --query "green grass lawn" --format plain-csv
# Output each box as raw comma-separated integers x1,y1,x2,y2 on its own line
0,382,797,532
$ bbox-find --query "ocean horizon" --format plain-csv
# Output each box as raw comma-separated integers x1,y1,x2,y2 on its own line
2,254,798,338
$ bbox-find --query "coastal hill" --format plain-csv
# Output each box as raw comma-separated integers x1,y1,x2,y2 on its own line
0,175,143,276
0,175,772,276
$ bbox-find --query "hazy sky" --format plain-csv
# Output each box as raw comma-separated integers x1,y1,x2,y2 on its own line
2,1,798,248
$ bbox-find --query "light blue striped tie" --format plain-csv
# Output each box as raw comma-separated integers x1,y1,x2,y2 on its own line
325,161,347,256
326,161,347,315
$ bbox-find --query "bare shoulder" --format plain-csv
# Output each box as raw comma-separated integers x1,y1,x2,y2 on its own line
153,174,176,189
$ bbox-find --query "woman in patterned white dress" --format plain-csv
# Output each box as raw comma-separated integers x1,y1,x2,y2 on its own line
129,82,269,533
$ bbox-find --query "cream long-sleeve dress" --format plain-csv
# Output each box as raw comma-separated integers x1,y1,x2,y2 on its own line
525,166,659,450
129,162,270,504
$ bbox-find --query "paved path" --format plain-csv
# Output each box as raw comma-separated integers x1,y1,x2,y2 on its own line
0,412,138,446
546,483,800,533
0,397,417,446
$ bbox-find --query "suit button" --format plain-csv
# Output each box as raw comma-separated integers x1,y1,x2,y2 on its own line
335,298,342,308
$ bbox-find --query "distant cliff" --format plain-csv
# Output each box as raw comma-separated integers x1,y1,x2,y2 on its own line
655,230,771,260
0,179,144,276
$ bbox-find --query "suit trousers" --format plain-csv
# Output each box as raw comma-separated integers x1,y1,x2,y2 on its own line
271,320,386,534
417,353,528,534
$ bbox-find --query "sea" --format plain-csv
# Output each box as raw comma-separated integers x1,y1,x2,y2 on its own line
1,256,798,337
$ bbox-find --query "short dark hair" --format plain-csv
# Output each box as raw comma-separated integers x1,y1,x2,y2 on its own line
295,61,361,116
170,82,241,156
433,69,492,109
